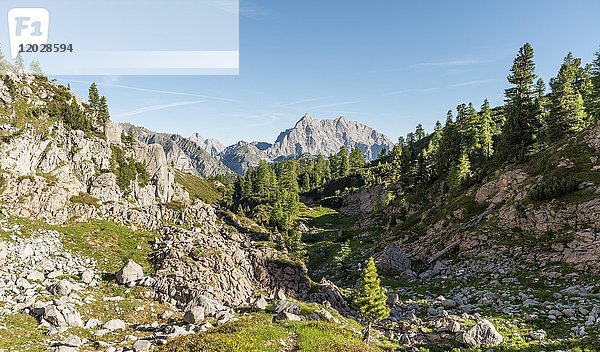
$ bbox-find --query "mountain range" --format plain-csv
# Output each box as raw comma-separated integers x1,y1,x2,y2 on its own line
120,113,395,176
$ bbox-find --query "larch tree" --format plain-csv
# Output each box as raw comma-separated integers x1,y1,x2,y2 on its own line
98,96,110,124
498,43,538,162
338,146,349,177
479,99,495,159
588,47,600,120
15,53,25,71
355,257,389,343
446,153,471,194
30,60,43,76
349,146,366,170
88,83,100,111
547,53,587,139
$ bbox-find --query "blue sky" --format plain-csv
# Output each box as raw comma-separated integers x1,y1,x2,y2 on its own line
58,0,600,146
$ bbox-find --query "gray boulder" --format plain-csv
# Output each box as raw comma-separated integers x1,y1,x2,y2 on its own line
273,312,302,322
49,280,73,296
103,319,126,331
252,296,268,310
216,311,233,325
116,259,144,285
81,269,94,284
183,306,205,324
133,339,152,352
185,295,230,317
43,304,83,327
376,242,411,275
457,319,503,347
272,300,300,314
60,335,83,347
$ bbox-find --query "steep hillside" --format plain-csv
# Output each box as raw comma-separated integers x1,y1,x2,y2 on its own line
296,122,600,351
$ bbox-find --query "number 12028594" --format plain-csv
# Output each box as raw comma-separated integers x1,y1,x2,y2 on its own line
19,44,73,53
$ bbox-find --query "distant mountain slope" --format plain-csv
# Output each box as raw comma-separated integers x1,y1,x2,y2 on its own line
188,133,226,157
267,114,394,160
119,123,231,177
219,141,271,175
123,114,395,175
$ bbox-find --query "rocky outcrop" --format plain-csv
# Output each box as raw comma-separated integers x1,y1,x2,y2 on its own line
340,184,387,215
267,114,394,160
497,199,600,235
150,225,312,308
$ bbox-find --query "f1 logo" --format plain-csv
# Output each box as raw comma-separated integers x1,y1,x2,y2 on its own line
7,8,49,59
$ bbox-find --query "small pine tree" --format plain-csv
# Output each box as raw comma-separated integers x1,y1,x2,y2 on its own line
0,44,5,72
30,60,43,76
98,95,110,124
479,99,495,159
339,146,349,176
446,153,471,193
355,257,389,343
15,53,25,71
589,47,600,120
88,83,100,110
334,240,352,266
547,53,588,139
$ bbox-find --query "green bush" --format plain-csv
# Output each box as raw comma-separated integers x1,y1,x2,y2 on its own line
530,174,579,201
110,146,150,192
69,192,99,207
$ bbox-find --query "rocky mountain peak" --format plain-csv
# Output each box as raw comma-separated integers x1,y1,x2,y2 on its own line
188,133,226,157
268,114,394,160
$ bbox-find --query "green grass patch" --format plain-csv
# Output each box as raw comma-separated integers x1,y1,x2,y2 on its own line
161,313,386,352
298,205,358,230
55,220,157,273
174,171,223,205
0,314,48,352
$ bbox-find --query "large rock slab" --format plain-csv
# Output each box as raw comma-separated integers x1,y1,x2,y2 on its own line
376,242,411,275
457,319,503,347
116,259,144,285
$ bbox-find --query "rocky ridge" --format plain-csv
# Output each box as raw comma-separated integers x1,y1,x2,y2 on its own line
267,114,394,161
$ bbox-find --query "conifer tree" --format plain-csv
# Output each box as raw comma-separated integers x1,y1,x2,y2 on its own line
415,124,425,140
30,60,43,76
88,83,100,111
15,53,24,71
436,110,461,175
589,47,600,120
334,240,352,266
355,257,389,343
98,96,110,124
338,146,349,177
0,44,5,72
498,43,538,162
446,153,471,193
479,99,495,159
349,146,366,170
315,155,330,186
547,53,587,139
